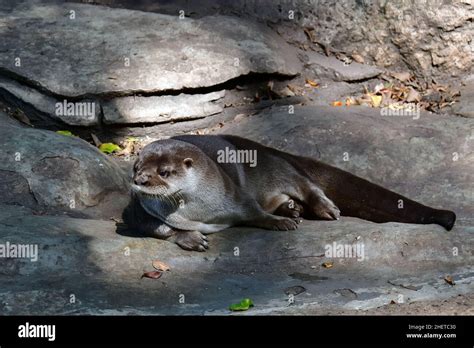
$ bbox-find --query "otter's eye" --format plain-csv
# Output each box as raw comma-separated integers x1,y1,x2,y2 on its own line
159,170,170,178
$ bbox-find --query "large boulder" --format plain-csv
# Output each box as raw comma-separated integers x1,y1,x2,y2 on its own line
0,2,301,97
0,111,129,218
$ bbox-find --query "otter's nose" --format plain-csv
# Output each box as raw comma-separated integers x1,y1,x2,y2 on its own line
134,174,149,186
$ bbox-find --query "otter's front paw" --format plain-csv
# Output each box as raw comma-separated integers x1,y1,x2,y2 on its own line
174,231,209,252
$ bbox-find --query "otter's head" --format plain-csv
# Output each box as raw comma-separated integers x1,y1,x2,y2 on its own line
131,140,196,198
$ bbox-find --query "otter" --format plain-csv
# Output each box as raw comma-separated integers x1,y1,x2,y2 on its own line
123,135,456,251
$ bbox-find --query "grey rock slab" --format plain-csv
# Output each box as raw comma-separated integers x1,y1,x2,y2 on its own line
215,105,474,223
453,78,474,118
0,3,301,97
0,111,128,218
0,77,100,126
0,204,472,315
102,91,225,124
307,52,382,81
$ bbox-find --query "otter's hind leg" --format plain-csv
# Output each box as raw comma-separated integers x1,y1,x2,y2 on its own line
306,186,341,220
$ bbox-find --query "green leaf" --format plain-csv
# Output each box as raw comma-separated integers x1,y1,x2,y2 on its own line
229,298,254,311
56,130,74,136
99,143,121,154
126,136,138,142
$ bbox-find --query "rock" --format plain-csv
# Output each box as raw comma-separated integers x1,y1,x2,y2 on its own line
102,91,225,124
0,77,100,126
307,53,381,82
110,0,472,82
305,0,474,81
0,111,128,218
284,285,306,296
0,203,472,315
0,3,301,97
453,78,474,118
334,289,358,299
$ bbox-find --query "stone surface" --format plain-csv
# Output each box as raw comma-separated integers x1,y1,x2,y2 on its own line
300,0,474,81
0,204,472,315
307,53,381,82
72,0,474,81
453,77,474,118
0,111,129,218
102,91,225,124
0,2,301,97
1,105,472,315
0,77,100,126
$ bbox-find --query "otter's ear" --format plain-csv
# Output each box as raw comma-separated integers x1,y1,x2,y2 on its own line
183,158,193,168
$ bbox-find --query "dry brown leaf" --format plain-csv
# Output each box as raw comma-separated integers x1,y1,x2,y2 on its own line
116,141,134,157
331,101,343,107
322,261,334,268
444,275,455,286
374,83,385,94
141,271,162,279
345,97,356,106
303,28,316,43
305,79,319,88
391,71,411,82
91,133,102,147
351,53,365,64
287,84,304,95
12,109,32,126
152,260,170,272
277,87,295,97
406,87,421,103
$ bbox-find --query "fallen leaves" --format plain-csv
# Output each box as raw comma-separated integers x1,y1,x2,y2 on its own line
141,271,162,280
99,142,121,154
305,78,319,88
322,261,334,269
56,130,75,136
229,298,254,312
351,53,365,64
287,84,304,95
116,136,138,157
391,71,412,82
334,71,460,113
141,260,171,280
444,275,455,286
370,95,382,108
152,260,170,272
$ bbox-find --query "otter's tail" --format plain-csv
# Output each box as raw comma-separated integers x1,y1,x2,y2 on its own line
301,160,456,231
